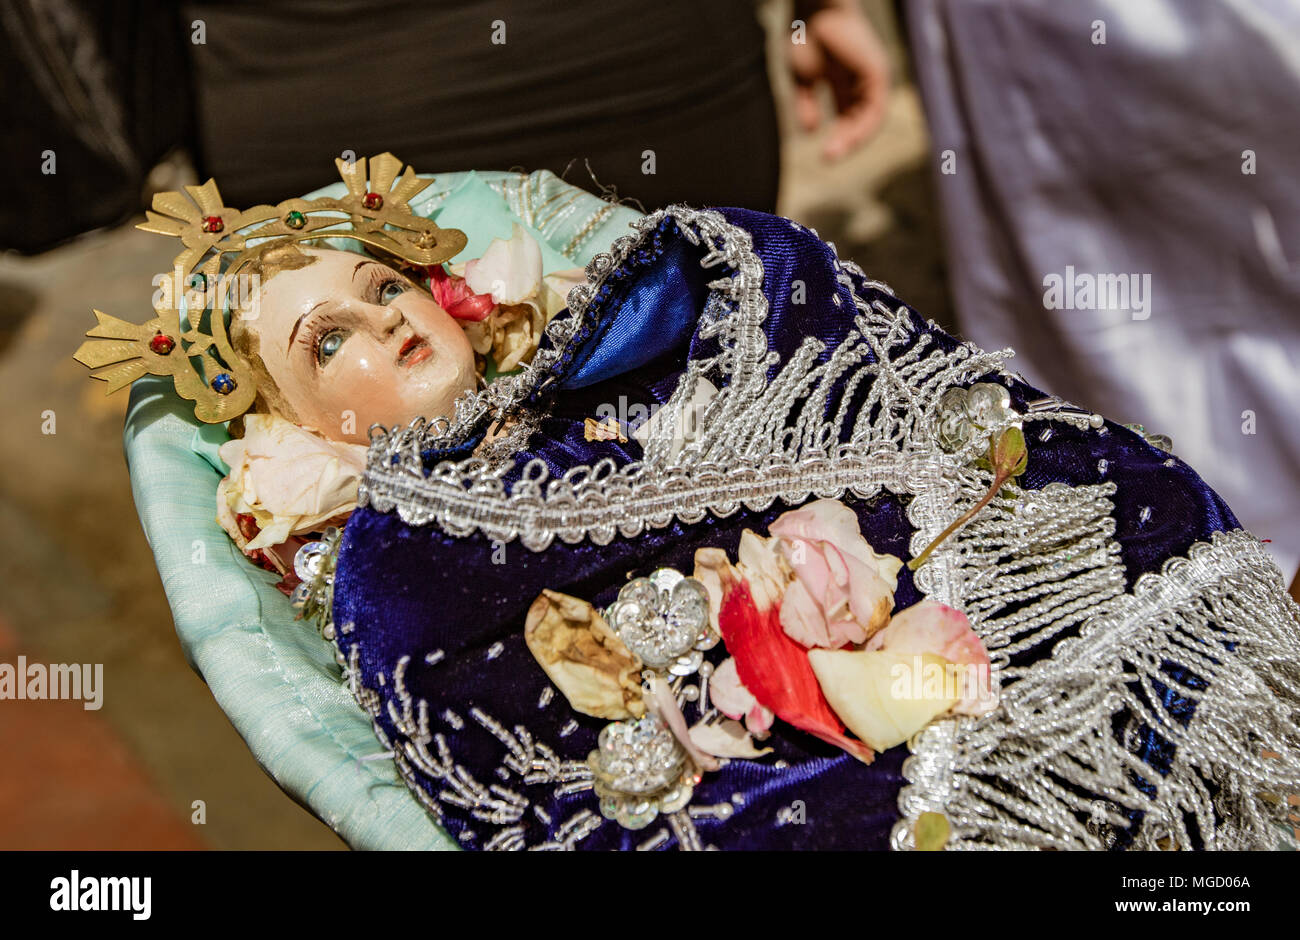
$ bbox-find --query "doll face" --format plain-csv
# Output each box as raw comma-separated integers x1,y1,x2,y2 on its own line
244,248,476,443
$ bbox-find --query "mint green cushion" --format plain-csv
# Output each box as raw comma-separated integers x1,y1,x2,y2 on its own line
124,170,641,849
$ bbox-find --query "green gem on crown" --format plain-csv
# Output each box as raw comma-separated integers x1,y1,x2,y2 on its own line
284,210,307,230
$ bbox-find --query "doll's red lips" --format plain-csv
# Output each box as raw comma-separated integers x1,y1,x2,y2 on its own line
398,335,430,366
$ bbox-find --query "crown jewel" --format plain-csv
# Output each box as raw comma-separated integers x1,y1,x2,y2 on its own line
74,152,468,424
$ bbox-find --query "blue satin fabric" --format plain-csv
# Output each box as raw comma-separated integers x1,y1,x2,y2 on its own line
562,238,706,388
335,210,1240,850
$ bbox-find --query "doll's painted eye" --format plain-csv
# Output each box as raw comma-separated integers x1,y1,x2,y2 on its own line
317,329,346,365
380,280,408,304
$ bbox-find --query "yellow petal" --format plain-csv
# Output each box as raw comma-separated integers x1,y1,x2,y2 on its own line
808,649,958,752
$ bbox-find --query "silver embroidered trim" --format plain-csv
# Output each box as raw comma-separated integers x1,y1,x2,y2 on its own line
894,528,1300,851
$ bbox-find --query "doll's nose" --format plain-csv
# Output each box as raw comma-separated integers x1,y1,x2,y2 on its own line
373,302,404,337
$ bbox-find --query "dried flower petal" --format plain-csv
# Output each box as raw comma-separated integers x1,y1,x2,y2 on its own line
693,547,729,637
645,674,719,772
524,590,644,720
217,413,366,551
735,529,787,611
769,499,902,648
428,265,495,321
688,717,774,759
455,226,584,372
464,223,543,305
770,499,903,592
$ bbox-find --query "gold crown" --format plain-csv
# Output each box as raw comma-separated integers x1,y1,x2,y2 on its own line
74,152,468,423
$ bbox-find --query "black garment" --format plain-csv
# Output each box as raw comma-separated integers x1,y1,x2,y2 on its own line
1,0,192,252
182,0,779,211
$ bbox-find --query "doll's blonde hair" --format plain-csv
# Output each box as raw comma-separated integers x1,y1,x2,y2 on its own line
228,241,319,425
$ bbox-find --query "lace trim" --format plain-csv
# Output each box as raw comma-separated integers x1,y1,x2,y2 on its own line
487,170,622,259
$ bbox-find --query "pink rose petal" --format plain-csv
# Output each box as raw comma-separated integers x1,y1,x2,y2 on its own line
710,657,774,734
770,500,899,647
771,498,903,591
646,674,719,772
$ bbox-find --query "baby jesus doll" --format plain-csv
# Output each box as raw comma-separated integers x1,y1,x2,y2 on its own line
212,229,583,568
76,153,1300,852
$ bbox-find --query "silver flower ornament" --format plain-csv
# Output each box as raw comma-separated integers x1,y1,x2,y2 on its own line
605,567,715,675
588,713,696,830
935,382,1022,453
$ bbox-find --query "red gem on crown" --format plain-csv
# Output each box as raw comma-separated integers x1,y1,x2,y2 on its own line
201,215,224,234
149,333,176,355
362,192,383,210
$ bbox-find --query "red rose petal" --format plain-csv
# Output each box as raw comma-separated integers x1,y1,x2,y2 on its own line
718,578,874,764
444,294,497,321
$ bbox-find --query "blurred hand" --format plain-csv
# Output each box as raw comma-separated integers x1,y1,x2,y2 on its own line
788,0,892,161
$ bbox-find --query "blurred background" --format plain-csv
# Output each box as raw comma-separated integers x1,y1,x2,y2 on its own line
1,0,1296,848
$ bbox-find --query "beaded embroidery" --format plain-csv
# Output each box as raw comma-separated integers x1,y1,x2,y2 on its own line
338,642,717,851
